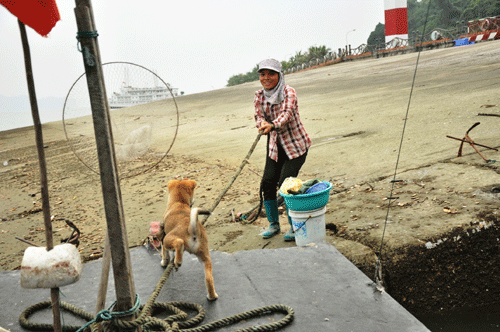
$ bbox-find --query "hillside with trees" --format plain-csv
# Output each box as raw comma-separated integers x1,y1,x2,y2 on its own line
226,46,331,87
408,0,499,35
227,0,499,87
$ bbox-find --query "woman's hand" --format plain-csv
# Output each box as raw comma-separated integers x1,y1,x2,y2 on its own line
259,122,274,135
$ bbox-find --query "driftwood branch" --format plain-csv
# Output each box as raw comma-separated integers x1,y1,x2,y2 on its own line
478,113,500,117
15,236,41,247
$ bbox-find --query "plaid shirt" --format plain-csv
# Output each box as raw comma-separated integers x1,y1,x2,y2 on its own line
254,85,311,161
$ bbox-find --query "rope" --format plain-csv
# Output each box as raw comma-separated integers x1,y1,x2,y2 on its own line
19,262,294,331
75,295,142,332
76,30,99,54
19,301,93,331
77,30,99,38
240,169,265,224
375,0,433,290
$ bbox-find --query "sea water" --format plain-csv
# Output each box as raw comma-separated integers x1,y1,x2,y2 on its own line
0,95,88,132
0,109,36,131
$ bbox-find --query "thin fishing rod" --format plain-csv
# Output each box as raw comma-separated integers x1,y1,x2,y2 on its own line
378,0,433,258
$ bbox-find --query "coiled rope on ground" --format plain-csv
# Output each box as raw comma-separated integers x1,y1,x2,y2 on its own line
19,262,294,331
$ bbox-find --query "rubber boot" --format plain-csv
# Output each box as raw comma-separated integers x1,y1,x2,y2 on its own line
283,208,295,242
262,200,280,239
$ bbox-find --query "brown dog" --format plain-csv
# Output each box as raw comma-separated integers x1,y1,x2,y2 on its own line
155,179,218,301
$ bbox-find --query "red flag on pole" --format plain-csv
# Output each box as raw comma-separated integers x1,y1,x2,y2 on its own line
1,0,61,36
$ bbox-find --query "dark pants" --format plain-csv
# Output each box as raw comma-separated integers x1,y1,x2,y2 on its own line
262,142,308,201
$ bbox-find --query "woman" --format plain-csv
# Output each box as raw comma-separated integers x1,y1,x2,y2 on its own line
254,58,312,241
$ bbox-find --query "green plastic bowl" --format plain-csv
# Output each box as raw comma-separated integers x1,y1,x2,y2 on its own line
280,182,332,211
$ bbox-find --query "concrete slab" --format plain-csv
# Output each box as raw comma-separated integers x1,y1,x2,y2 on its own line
0,244,429,331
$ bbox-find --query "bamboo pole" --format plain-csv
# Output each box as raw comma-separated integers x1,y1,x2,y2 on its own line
74,0,138,319
94,231,111,332
202,133,262,226
18,19,62,332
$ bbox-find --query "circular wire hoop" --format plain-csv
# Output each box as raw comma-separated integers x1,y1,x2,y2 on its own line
62,62,179,179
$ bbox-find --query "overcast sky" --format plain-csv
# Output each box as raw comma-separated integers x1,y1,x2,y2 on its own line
0,0,385,99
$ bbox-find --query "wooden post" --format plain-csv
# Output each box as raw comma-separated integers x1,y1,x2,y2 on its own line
17,19,62,332
74,0,138,318
95,231,111,316
93,231,111,332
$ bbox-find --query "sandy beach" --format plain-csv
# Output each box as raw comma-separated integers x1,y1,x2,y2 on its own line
1,40,500,315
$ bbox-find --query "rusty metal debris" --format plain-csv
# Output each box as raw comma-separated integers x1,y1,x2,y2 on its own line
60,219,80,247
446,122,498,162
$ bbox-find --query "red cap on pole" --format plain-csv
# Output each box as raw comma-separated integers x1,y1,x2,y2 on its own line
384,0,408,43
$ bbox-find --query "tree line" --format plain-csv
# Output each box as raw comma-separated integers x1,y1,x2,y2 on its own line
227,0,499,87
367,0,499,48
226,46,331,87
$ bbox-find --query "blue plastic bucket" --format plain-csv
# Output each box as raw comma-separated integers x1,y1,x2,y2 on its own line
279,181,332,211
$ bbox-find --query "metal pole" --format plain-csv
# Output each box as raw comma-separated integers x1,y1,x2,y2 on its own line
74,0,138,318
346,28,356,53
17,19,62,332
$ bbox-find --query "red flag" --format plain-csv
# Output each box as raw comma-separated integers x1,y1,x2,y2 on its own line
1,0,61,36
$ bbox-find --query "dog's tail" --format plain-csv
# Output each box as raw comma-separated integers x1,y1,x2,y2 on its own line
189,207,211,235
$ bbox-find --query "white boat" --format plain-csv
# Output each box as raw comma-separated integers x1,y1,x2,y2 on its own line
109,84,179,109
